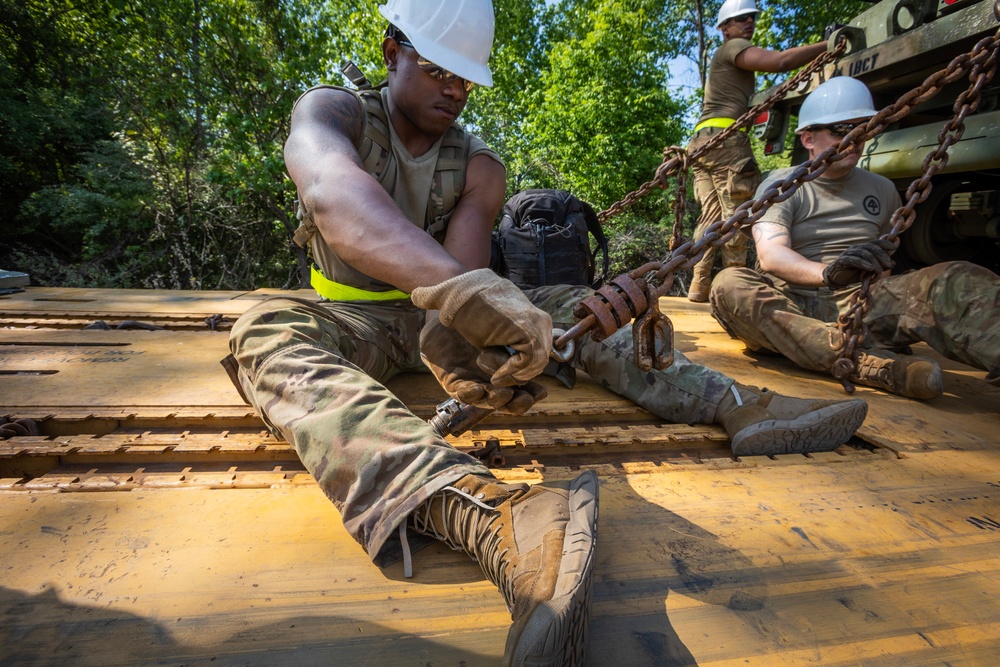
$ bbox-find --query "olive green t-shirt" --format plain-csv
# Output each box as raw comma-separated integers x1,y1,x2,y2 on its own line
698,38,755,123
755,167,901,271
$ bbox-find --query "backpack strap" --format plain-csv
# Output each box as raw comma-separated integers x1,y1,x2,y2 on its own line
340,61,372,90
579,199,609,288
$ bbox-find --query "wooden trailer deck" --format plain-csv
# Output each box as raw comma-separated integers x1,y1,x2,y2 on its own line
1,286,999,666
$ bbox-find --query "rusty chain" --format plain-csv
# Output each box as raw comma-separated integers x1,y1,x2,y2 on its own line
831,1,1000,389
553,6,1000,376
665,146,690,255
597,40,847,224
432,4,1000,437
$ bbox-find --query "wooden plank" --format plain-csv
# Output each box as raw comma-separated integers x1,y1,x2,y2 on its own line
2,446,999,665
0,286,316,317
0,329,244,409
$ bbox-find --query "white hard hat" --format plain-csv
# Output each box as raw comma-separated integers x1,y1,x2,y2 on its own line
379,0,495,87
716,0,758,29
795,77,878,133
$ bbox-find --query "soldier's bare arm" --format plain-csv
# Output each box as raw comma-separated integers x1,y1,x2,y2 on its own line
753,220,826,286
442,154,507,271
284,87,468,293
736,41,827,73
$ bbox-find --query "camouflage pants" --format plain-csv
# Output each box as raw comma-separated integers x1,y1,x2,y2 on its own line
531,285,733,424
686,128,761,300
709,262,1000,373
229,286,734,566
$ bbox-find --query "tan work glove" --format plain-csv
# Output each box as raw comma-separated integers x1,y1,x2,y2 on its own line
419,315,548,414
411,269,553,385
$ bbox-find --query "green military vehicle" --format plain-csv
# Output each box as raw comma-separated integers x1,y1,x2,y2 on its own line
751,0,1000,271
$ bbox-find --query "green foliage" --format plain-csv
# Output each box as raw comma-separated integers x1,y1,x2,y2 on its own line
462,0,550,178
0,0,117,232
1,0,855,289
516,0,687,209
2,0,376,289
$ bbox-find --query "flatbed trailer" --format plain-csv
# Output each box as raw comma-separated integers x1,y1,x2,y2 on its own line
2,286,999,666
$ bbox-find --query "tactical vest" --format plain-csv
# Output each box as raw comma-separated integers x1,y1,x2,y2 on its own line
291,83,477,299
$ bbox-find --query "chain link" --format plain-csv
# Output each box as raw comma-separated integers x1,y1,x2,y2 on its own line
832,8,1000,389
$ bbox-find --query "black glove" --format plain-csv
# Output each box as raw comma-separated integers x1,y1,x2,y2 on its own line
822,239,896,288
419,314,548,415
824,22,847,41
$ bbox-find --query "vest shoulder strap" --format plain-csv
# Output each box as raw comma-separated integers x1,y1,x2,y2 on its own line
291,85,470,247
425,125,470,239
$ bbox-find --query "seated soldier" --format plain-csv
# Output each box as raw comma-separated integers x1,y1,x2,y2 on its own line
710,76,1000,399
226,4,871,665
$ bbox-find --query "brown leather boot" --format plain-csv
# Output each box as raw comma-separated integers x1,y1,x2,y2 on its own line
410,471,599,667
719,386,868,457
853,349,943,399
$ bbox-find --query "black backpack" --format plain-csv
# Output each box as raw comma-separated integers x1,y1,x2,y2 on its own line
491,189,609,290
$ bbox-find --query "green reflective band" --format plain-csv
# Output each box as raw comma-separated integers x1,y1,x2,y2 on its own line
694,117,744,133
310,265,409,301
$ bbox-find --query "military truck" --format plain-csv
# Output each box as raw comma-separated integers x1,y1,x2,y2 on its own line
752,0,1000,272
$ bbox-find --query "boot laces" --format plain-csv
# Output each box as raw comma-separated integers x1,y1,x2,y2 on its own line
410,485,517,609
855,354,894,390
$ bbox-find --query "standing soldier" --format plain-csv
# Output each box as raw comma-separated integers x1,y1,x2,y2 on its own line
686,0,828,302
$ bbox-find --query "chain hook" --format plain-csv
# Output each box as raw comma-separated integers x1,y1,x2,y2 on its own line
632,284,674,372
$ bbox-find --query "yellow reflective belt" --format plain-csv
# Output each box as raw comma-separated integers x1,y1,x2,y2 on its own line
694,117,742,133
310,265,409,302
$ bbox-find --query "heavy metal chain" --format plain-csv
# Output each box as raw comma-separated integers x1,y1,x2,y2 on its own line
432,4,1000,439
597,41,846,224
832,1,1000,390
554,6,1000,375
665,146,690,256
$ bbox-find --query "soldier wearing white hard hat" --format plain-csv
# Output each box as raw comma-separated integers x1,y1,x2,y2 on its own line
685,0,829,303
710,76,1000,399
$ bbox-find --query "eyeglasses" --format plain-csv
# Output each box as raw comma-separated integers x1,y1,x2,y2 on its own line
730,13,756,24
394,39,475,93
815,121,867,137
415,56,475,93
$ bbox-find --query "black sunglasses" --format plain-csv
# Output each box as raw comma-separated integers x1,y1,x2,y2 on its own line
729,13,757,24
814,121,867,137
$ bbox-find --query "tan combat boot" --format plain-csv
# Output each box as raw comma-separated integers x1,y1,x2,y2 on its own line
687,287,710,303
410,471,599,667
718,385,868,457
852,349,944,399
